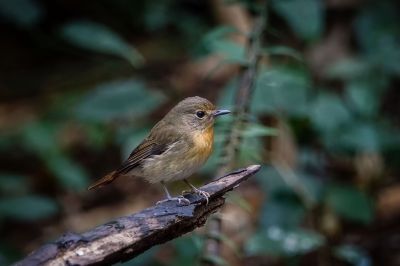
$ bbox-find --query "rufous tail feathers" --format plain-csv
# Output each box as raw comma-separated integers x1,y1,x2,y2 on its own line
87,171,118,190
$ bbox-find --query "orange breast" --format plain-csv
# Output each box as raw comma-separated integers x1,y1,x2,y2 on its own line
191,126,214,161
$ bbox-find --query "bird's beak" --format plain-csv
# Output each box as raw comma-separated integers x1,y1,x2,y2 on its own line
213,109,231,117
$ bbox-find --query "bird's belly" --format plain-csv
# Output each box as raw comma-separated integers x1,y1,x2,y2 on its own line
134,135,212,184
137,154,205,183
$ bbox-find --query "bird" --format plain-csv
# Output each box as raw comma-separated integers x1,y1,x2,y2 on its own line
88,96,230,205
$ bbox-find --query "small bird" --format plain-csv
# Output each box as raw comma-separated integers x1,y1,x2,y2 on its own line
88,96,230,205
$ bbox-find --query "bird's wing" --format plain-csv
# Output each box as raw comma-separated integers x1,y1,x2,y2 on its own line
88,122,180,190
115,138,169,175
117,120,181,174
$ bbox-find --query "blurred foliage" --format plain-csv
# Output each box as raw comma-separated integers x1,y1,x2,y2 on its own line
21,122,90,190
0,0,43,28
326,184,373,224
246,227,325,256
270,0,323,41
195,25,247,66
334,244,372,266
75,79,165,122
0,195,58,221
253,66,311,116
61,21,145,67
0,0,399,265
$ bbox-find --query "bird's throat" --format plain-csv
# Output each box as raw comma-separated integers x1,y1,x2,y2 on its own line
192,126,214,160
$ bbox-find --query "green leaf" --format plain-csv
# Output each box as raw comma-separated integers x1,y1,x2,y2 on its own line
80,124,110,149
0,0,43,28
271,0,323,41
0,174,28,194
61,21,144,67
222,0,265,13
253,67,311,116
211,40,247,64
299,148,325,172
334,244,372,266
75,79,166,122
325,58,389,127
246,227,325,256
242,123,278,138
22,123,90,190
379,126,400,152
298,172,324,203
256,166,287,194
355,2,400,75
143,1,172,31
326,184,374,224
309,93,351,132
202,26,239,46
21,122,57,155
202,255,228,266
325,58,372,80
171,235,204,266
199,26,246,64
345,80,380,117
256,166,323,204
261,197,305,229
263,46,303,61
336,122,380,152
0,196,58,221
324,121,400,153
258,165,320,207
45,155,89,190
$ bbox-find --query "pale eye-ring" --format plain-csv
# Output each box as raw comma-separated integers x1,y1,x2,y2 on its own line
196,110,205,119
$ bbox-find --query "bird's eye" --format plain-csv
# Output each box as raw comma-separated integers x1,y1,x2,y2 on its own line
196,111,205,119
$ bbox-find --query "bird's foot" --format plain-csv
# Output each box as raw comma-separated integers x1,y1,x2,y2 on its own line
156,196,190,206
183,188,210,205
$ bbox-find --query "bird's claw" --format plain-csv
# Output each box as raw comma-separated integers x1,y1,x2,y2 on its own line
183,188,210,205
156,196,190,206
197,190,210,205
176,196,191,206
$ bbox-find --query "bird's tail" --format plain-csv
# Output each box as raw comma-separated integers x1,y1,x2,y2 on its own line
87,171,118,190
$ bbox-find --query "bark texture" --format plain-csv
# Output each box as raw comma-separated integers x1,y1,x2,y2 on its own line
15,165,261,266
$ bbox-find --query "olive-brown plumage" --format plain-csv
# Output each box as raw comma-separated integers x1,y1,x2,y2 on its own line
88,96,230,205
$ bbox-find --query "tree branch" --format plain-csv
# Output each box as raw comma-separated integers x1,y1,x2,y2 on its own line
15,165,261,266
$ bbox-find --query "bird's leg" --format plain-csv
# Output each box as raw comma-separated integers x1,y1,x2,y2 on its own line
156,181,190,206
183,179,210,205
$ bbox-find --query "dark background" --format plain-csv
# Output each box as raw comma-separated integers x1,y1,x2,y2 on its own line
0,0,400,265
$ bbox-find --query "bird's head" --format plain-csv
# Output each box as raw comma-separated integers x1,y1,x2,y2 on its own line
166,96,230,131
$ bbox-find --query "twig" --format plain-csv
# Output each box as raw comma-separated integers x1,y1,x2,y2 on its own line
14,165,260,266
202,15,266,266
218,16,265,175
